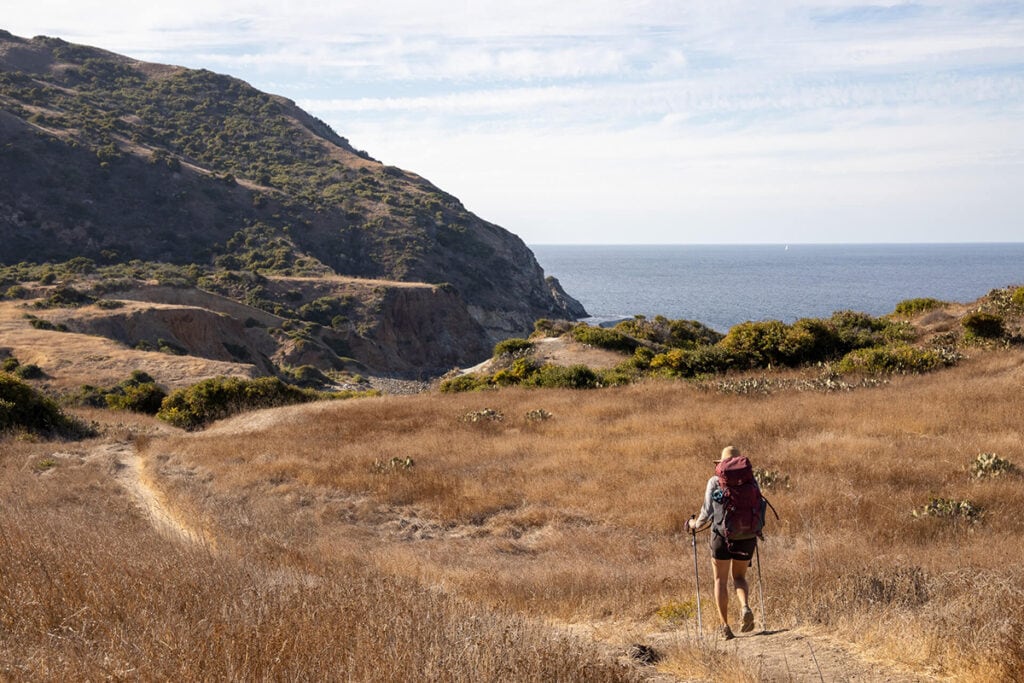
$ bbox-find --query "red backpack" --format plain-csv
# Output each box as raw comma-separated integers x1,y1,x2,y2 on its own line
712,456,767,542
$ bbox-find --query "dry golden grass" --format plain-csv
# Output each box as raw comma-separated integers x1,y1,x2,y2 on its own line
0,428,633,681
4,348,1023,680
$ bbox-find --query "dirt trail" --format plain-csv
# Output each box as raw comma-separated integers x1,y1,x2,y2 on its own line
103,434,933,682
103,441,210,547
649,625,931,682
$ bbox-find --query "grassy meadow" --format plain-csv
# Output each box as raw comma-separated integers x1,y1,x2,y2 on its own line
3,349,1023,680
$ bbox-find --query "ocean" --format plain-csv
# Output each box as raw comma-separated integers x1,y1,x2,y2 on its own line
531,243,1024,332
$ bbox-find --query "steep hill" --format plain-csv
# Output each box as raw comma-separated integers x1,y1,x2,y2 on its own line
0,30,586,376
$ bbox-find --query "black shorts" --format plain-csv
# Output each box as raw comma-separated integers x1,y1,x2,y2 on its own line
710,532,757,562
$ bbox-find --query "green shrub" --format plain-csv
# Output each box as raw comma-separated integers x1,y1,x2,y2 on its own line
439,374,488,393
492,337,534,359
524,364,599,389
828,310,895,350
613,315,723,349
719,320,790,367
2,357,20,372
649,345,737,377
836,345,944,375
157,338,188,355
570,324,637,354
156,376,323,430
597,364,641,387
35,286,94,308
962,312,1005,340
282,364,331,389
491,357,540,386
68,371,166,414
1012,287,1024,308
894,298,946,316
13,363,44,380
0,373,94,438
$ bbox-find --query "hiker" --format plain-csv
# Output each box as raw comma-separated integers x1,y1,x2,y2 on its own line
688,445,760,640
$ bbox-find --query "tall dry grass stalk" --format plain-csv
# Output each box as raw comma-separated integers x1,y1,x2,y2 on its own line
4,348,1023,680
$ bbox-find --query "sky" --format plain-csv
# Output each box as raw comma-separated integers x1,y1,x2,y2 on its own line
4,2,1024,245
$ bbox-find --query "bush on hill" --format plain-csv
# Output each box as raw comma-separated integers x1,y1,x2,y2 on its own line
962,312,1005,341
648,345,738,378
492,338,533,359
157,376,326,430
0,373,95,439
836,345,945,375
68,371,167,414
570,325,638,354
894,297,946,316
613,315,723,349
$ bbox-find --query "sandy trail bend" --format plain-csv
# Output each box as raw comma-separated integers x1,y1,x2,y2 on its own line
106,442,209,547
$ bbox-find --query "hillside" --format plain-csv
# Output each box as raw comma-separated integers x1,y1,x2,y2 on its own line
0,30,586,376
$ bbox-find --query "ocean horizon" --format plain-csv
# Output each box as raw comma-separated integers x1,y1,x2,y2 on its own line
531,243,1024,332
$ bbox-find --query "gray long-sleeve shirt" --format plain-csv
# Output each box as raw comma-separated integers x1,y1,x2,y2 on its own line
694,475,719,529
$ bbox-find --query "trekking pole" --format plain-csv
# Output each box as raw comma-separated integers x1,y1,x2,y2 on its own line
755,543,767,632
689,515,703,638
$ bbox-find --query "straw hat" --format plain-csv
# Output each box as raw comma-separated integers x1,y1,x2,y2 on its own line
714,445,741,463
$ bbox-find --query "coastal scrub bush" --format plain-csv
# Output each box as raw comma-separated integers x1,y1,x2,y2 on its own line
894,298,946,316
524,364,599,389
649,345,736,377
1012,286,1024,308
156,376,324,430
34,286,95,308
491,357,539,386
492,337,533,359
570,324,637,354
613,315,723,349
719,320,790,367
829,310,904,349
1,373,95,438
961,312,1004,341
438,374,488,393
13,363,45,380
105,378,166,414
836,344,944,375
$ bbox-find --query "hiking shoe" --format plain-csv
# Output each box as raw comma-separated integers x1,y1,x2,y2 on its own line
720,625,735,640
741,606,755,632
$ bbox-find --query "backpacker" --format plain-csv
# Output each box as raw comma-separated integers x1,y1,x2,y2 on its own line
711,456,767,542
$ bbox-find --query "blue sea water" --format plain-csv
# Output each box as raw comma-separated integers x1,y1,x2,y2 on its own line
531,244,1024,332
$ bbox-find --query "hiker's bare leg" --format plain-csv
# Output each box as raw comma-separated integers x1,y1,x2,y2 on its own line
712,558,732,625
731,560,750,610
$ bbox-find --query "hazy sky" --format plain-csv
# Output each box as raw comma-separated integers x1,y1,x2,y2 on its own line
5,2,1024,244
